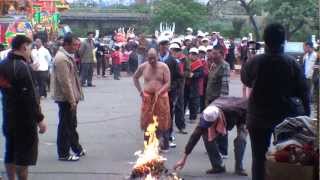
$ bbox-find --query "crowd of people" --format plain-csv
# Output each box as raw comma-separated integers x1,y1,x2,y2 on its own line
0,22,318,180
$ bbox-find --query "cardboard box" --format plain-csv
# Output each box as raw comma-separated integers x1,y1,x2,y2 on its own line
265,160,314,180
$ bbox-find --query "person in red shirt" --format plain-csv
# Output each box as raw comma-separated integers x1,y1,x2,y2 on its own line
111,46,121,80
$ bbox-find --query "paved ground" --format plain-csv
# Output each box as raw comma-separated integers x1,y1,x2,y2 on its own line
0,74,251,180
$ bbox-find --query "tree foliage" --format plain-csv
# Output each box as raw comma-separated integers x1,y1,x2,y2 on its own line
264,0,318,40
151,0,208,33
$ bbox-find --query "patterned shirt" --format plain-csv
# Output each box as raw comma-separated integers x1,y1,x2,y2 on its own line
205,61,230,103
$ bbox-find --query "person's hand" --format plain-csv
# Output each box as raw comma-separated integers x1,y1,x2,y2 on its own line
140,91,144,98
155,90,161,101
38,120,47,134
189,72,194,78
174,157,187,171
70,102,77,112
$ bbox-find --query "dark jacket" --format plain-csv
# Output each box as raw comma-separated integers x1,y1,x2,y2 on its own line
165,55,182,91
0,52,44,135
241,52,310,128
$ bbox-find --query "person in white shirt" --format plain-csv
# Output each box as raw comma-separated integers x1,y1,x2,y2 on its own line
31,38,52,98
303,41,317,101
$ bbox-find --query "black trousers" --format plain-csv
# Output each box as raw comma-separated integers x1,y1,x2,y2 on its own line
113,64,120,80
57,102,83,158
202,130,223,168
174,85,186,130
248,127,273,180
200,95,206,112
168,89,178,138
96,56,106,76
35,71,48,97
216,134,228,156
184,96,199,120
80,63,94,86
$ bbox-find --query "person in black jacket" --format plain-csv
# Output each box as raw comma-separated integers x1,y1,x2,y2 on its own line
0,35,47,180
166,43,184,147
241,23,310,180
185,47,204,123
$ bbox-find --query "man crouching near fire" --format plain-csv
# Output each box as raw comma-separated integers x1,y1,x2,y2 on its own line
133,48,172,153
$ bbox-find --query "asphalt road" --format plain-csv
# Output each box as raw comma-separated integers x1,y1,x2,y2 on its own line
0,74,251,180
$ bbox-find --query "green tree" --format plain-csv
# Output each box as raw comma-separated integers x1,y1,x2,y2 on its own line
264,0,317,40
151,0,208,33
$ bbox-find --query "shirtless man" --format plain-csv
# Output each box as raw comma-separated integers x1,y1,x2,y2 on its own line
133,48,171,152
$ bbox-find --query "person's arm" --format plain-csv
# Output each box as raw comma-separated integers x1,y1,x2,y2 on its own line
174,126,207,170
158,64,171,95
78,42,86,59
294,62,311,116
220,64,230,96
17,62,46,133
133,64,144,97
192,67,204,79
240,59,254,88
45,48,52,64
184,58,191,78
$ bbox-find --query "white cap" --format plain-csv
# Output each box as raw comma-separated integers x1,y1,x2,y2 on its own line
207,45,213,51
203,105,220,123
201,37,209,42
189,47,199,54
198,46,207,53
184,35,193,41
212,31,218,34
197,31,205,37
157,36,170,44
169,43,181,50
186,27,193,32
170,38,182,47
242,37,248,41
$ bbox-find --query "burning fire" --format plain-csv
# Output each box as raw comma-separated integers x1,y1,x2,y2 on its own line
130,116,182,180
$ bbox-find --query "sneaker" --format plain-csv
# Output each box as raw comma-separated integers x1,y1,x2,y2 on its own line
169,141,177,148
177,129,188,134
58,155,80,162
221,154,229,159
206,166,226,174
87,84,96,87
77,149,86,157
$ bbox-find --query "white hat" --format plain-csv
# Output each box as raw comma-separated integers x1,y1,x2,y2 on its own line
186,27,193,32
201,37,209,42
184,35,193,41
198,46,207,53
169,43,181,50
212,31,218,34
158,36,170,44
189,47,199,54
197,31,205,37
242,37,248,41
207,45,214,51
170,38,182,46
203,105,220,123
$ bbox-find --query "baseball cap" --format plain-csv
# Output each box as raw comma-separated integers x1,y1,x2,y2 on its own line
198,46,207,53
169,43,181,50
189,47,199,54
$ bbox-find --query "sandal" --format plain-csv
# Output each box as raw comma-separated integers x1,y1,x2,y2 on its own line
59,155,80,162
